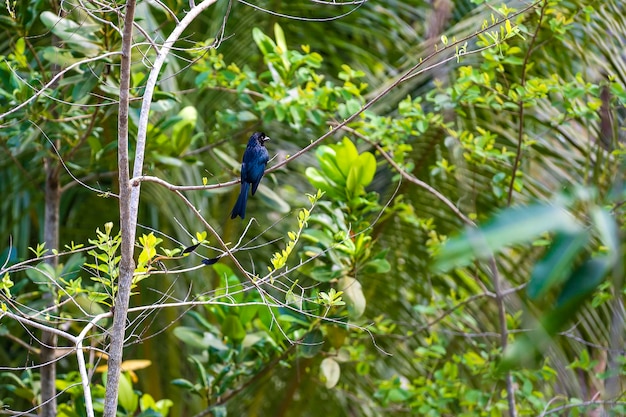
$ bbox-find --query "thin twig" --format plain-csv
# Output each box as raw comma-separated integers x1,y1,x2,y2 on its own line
507,1,547,206
0,52,120,122
334,123,475,227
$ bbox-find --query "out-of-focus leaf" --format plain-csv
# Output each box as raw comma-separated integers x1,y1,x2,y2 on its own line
136,407,162,417
121,360,152,372
258,183,291,214
24,262,57,285
501,256,612,371
118,373,138,413
203,333,229,351
13,387,36,401
40,12,100,56
189,355,210,389
274,23,290,70
305,167,333,194
72,72,100,103
320,357,341,388
591,207,619,264
139,393,157,413
187,310,220,333
317,147,345,183
222,315,246,343
301,329,324,358
363,258,391,274
346,151,376,196
308,266,343,282
212,147,240,170
151,154,185,167
252,27,276,57
527,231,589,299
171,378,195,390
172,326,206,349
554,257,611,311
333,138,359,177
433,204,581,271
61,253,87,280
172,106,198,153
338,276,366,319
210,405,227,417
239,305,260,325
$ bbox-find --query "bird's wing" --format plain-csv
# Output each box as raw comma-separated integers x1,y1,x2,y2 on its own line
240,161,247,182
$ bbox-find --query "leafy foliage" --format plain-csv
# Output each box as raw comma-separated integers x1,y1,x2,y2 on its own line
1,1,626,417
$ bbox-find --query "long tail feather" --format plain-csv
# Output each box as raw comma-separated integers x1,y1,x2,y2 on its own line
230,182,249,219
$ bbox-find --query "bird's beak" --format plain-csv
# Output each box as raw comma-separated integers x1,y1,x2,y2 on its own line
263,136,271,142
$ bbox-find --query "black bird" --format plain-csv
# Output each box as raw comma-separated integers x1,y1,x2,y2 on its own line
230,132,270,219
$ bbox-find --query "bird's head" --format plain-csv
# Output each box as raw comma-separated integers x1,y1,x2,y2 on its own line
252,131,270,145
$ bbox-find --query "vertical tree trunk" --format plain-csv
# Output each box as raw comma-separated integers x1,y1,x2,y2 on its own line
103,1,137,416
41,157,60,417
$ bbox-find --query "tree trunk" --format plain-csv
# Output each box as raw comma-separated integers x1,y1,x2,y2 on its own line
103,1,137,416
41,157,60,417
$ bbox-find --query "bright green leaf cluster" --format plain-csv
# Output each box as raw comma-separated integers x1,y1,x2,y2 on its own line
136,232,164,273
317,288,346,308
267,191,323,280
306,137,376,203
192,24,367,131
84,222,122,307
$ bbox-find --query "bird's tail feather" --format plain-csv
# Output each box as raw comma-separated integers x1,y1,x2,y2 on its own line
230,182,249,219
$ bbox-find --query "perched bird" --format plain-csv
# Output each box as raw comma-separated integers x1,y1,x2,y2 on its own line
230,131,270,219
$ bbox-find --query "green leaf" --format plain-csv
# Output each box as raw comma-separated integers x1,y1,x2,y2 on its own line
24,262,57,286
363,258,391,274
333,138,358,177
527,231,589,300
203,333,229,351
501,256,612,371
171,378,195,390
257,183,291,214
172,106,198,153
317,147,345,184
591,207,619,264
305,167,333,193
239,304,260,326
40,11,100,56
139,393,156,412
222,315,246,343
189,355,210,389
13,387,36,401
118,373,138,413
300,329,324,358
236,110,258,122
554,257,611,311
252,27,276,57
346,151,376,195
274,23,287,53
172,326,206,349
136,409,162,417
433,204,581,272
308,266,343,282
72,72,100,102
154,399,174,416
346,98,362,115
186,310,219,333
274,23,290,70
